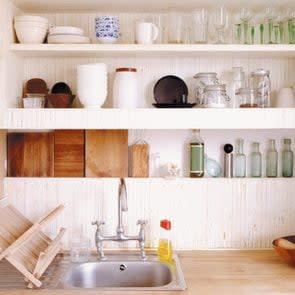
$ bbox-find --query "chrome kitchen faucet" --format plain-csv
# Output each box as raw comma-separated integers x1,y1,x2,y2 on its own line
92,178,148,261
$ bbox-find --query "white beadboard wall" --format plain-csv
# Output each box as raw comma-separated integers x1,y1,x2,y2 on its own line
129,129,295,178
2,8,294,108
4,178,295,250
17,56,295,109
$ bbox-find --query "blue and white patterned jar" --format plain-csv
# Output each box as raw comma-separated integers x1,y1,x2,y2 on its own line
95,16,120,44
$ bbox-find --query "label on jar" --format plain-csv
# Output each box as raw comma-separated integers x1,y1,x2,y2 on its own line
190,143,204,173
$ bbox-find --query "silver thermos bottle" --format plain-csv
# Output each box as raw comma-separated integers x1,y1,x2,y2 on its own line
224,144,233,178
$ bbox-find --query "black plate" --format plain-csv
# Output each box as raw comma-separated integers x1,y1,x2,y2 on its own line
153,103,196,108
154,75,188,104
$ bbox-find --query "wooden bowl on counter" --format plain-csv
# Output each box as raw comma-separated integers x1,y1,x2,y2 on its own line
46,93,75,108
273,236,295,265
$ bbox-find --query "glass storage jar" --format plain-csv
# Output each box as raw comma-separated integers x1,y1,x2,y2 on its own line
237,88,259,108
193,72,219,106
249,69,271,107
203,84,230,108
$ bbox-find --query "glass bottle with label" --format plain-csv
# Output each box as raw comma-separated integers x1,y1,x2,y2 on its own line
266,139,278,177
235,138,246,177
189,129,204,177
250,142,262,177
282,138,293,177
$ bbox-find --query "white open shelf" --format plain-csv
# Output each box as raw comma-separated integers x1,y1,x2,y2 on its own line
10,44,295,58
5,108,295,130
10,0,295,12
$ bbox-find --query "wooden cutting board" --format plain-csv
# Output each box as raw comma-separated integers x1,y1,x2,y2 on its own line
86,130,128,177
130,143,149,177
54,130,85,177
7,132,54,177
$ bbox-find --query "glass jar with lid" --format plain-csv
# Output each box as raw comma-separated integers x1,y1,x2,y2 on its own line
193,72,219,106
203,84,230,108
249,69,271,107
237,88,259,108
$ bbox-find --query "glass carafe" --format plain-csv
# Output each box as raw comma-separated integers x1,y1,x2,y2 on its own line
235,138,246,177
266,139,278,177
282,138,293,177
250,142,262,177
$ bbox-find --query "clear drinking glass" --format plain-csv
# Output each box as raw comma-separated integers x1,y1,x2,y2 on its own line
250,142,262,177
192,9,208,44
212,6,229,44
266,139,278,177
70,236,91,263
282,138,293,177
235,138,246,178
167,12,183,43
230,67,245,108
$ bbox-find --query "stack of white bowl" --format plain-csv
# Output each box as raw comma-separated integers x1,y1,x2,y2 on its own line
77,63,108,108
48,26,90,44
14,15,49,44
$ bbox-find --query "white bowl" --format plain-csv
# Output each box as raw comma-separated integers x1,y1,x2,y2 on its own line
14,15,49,24
49,26,84,36
15,21,49,30
23,97,45,108
15,26,47,44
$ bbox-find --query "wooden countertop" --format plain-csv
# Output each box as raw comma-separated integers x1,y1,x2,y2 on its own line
1,250,295,295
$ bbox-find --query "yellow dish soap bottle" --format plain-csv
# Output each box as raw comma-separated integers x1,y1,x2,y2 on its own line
157,219,173,263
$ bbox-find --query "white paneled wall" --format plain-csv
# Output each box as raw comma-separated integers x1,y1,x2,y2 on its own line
129,129,295,178
19,56,295,109
4,178,295,250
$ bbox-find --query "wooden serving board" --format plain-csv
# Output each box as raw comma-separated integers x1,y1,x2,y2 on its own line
54,130,85,177
130,143,149,177
7,133,54,177
85,130,128,177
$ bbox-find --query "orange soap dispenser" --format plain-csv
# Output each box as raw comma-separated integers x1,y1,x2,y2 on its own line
157,219,173,263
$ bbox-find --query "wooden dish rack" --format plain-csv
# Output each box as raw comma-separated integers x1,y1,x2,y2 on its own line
0,199,66,288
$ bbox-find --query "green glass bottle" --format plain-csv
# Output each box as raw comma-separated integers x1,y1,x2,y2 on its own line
282,138,293,177
266,139,278,177
189,129,204,178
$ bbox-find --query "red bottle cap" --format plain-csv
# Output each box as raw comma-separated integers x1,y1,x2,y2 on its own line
160,219,171,230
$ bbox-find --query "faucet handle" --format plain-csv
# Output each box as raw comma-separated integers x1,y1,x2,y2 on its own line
137,219,148,226
92,220,105,227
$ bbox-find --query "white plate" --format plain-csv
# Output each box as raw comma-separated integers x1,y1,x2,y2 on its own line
49,26,84,36
48,34,91,44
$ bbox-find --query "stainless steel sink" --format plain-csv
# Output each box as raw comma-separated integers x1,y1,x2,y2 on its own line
61,253,186,291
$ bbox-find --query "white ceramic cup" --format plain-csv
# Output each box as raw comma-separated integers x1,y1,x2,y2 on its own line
275,87,295,108
135,22,159,44
77,63,107,108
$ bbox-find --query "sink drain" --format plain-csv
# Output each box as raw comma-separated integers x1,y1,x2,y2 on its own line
119,264,127,271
